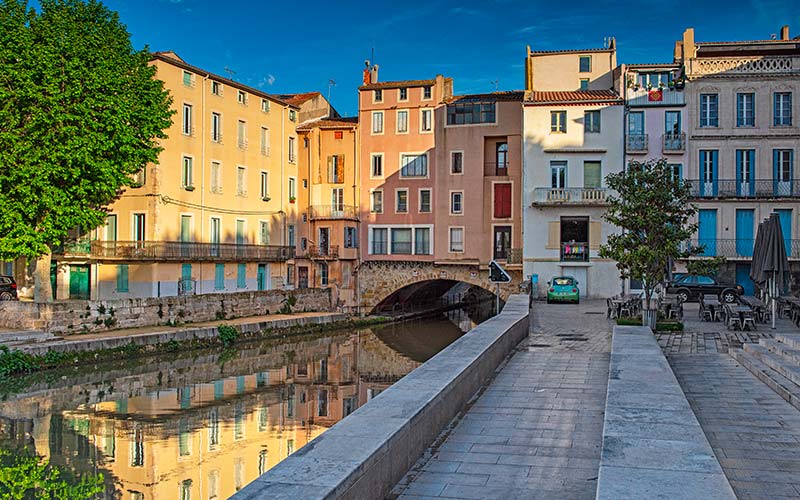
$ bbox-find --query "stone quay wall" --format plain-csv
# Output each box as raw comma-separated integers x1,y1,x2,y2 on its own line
0,288,332,334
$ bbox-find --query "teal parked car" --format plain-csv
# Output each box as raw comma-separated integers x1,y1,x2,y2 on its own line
546,276,580,304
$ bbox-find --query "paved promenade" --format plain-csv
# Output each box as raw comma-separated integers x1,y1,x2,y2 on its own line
392,300,611,499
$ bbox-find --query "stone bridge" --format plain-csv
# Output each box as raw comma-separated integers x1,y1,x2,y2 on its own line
356,260,524,314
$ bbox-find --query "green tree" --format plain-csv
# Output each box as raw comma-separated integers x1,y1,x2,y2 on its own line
685,255,727,277
0,0,173,301
0,446,104,499
599,159,698,318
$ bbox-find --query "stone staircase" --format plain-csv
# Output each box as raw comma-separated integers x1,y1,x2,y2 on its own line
731,334,800,411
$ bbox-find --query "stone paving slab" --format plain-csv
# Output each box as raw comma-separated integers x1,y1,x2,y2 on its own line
393,300,612,500
671,354,800,499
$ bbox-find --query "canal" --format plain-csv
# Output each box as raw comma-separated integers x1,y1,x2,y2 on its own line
0,304,493,499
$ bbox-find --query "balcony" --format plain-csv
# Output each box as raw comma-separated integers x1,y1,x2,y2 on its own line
688,56,797,77
308,205,359,221
532,187,610,206
686,179,800,199
626,87,686,106
301,245,339,260
662,133,686,153
626,134,648,154
682,239,800,259
484,162,510,177
88,241,294,262
561,242,589,262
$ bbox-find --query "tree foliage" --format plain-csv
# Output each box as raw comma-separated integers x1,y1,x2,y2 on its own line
599,159,698,310
0,446,104,499
686,256,727,277
0,0,172,262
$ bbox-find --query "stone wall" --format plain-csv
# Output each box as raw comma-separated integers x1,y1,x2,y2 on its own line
0,288,331,334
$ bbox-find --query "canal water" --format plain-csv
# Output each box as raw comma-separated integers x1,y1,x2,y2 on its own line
0,305,492,499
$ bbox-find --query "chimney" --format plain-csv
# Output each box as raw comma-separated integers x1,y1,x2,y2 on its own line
780,25,790,40
363,60,371,85
370,64,379,84
682,28,695,60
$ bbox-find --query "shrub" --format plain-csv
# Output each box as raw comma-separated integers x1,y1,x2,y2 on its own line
218,324,239,347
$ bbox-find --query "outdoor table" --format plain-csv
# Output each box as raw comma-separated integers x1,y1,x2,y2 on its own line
703,296,721,321
741,296,767,322
725,304,754,330
782,297,800,326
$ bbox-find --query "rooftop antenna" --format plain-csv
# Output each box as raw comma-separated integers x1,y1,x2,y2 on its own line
604,36,610,48
224,66,236,80
327,79,336,117
490,79,499,92
771,33,777,40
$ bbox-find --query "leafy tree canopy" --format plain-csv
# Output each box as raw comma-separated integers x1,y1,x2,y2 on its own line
599,159,698,309
0,0,173,262
0,446,104,499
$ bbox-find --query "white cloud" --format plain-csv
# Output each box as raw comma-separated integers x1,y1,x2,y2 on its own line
258,74,276,88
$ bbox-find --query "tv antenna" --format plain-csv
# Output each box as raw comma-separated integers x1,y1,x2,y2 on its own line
490,79,499,92
224,66,236,80
328,79,336,101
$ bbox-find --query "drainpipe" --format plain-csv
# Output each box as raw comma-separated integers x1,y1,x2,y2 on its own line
200,74,208,293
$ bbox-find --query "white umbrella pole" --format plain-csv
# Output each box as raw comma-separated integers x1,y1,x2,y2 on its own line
772,273,777,330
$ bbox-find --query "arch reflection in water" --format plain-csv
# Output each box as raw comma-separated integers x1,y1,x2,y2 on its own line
0,307,491,500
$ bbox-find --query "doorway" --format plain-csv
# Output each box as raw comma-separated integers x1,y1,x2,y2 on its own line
493,226,511,260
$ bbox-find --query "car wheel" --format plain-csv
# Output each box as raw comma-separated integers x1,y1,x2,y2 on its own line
0,292,11,301
722,290,737,303
547,299,552,304
677,290,689,303
576,299,580,305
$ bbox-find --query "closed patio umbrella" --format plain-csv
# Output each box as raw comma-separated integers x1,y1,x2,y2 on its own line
752,213,789,328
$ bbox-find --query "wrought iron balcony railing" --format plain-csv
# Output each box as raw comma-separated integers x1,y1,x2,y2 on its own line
87,241,294,262
532,187,610,205
685,179,800,198
662,132,686,153
561,242,589,262
485,161,510,176
681,239,800,259
626,134,648,153
308,205,359,220
299,245,339,260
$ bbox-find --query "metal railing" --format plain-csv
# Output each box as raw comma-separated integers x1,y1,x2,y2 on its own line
662,132,686,152
308,205,359,220
561,242,589,262
485,161,510,176
682,239,800,259
626,134,648,153
685,179,800,198
499,248,523,264
89,241,294,262
302,245,339,260
532,187,610,204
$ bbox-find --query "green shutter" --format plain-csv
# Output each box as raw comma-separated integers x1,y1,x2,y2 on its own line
215,264,224,290
237,263,246,288
116,265,129,293
583,162,602,189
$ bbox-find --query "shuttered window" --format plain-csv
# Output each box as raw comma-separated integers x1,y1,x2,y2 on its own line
327,155,345,183
116,265,129,293
493,183,512,219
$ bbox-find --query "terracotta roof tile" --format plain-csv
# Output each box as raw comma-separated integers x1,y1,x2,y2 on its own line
525,89,622,105
296,116,358,131
360,79,436,90
448,91,525,103
272,92,322,106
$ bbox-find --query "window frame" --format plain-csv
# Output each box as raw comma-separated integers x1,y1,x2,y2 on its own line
420,108,433,133
422,86,433,100
398,88,408,101
450,150,464,175
579,78,589,91
736,92,755,127
550,160,567,189
396,109,409,134
236,165,247,197
551,110,567,133
450,191,464,215
210,160,222,194
584,110,601,133
395,188,409,214
373,89,383,103
182,103,193,136
399,152,429,178
371,111,384,135
211,112,221,142
774,92,792,127
419,188,432,213
449,226,465,253
579,55,592,73
181,155,194,189
260,171,269,200
370,153,384,179
700,93,719,128
370,189,383,213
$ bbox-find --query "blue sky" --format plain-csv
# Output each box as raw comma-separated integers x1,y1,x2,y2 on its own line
83,0,800,115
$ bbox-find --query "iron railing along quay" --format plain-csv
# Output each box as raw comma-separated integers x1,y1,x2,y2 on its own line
308,205,359,220
86,241,294,262
685,179,800,198
532,187,610,205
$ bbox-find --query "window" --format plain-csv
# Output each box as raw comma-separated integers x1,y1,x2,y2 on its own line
261,99,270,112
396,189,408,213
668,163,683,181
579,79,589,90
423,86,432,99
665,110,681,134
371,154,383,177
179,417,191,456
774,150,793,196
211,81,222,95
289,109,297,121
421,109,432,131
391,228,412,254
494,183,512,219
130,427,144,466
579,55,591,73
551,111,567,133
237,90,247,104
584,110,600,133
400,153,428,177
374,89,382,102
208,471,220,500
237,120,246,149
260,127,270,155
736,93,755,127
211,112,221,142
288,137,296,162
237,263,246,288
449,227,464,252
372,228,388,254
288,177,296,200
116,265,128,293
415,227,431,255
106,215,117,241
700,94,719,127
496,142,508,173
182,156,193,189
260,172,269,200
319,263,329,287
775,92,792,126
419,189,431,212
584,161,602,189
182,104,192,135
328,155,344,183
288,224,296,247
133,167,146,187
397,110,409,133
180,479,192,500
450,191,464,214
182,70,193,86
451,151,463,174
370,190,383,213
210,161,221,193
399,88,408,100
214,264,224,290
550,160,567,188
446,101,496,125
331,187,344,211
236,166,246,196
344,227,358,248
372,111,384,134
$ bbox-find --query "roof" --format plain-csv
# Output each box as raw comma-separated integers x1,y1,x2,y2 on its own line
296,116,358,131
626,63,680,69
525,90,623,105
359,79,436,91
529,47,613,55
696,39,796,46
150,51,298,109
448,91,525,103
272,92,322,107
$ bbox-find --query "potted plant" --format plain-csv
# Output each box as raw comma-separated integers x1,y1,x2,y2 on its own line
289,196,296,204
668,79,675,90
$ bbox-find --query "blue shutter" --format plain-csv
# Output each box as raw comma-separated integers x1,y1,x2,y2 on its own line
215,263,224,290
748,149,756,196
774,149,780,196
117,265,129,293
736,94,742,127
774,93,779,126
735,150,742,195
711,150,718,196
791,150,795,196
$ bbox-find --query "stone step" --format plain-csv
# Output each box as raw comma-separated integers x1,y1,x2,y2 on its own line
730,348,800,412
743,343,800,389
761,338,800,366
0,330,58,343
773,333,800,351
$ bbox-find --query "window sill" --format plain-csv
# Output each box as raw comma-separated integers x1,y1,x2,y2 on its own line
183,185,195,192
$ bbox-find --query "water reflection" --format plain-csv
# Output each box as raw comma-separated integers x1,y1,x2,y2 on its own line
0,307,490,499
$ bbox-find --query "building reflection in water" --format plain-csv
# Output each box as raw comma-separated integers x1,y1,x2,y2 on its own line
0,308,491,500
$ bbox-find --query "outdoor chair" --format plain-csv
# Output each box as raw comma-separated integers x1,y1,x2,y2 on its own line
699,303,713,322
713,308,724,322
606,298,617,319
619,301,633,317
727,314,742,330
742,311,756,331
779,300,793,319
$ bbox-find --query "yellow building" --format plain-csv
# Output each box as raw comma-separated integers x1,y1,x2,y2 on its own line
53,52,299,299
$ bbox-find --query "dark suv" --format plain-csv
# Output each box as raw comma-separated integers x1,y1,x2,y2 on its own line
0,276,18,300
666,275,743,303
